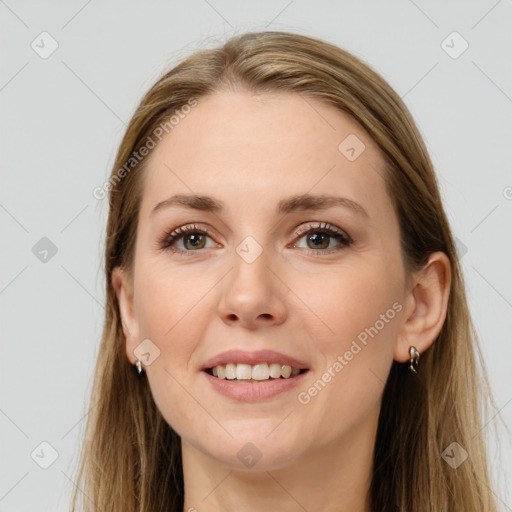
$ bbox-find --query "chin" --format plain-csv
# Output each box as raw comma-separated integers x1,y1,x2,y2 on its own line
205,433,304,472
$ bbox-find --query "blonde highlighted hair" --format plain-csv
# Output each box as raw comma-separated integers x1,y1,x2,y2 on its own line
71,30,500,511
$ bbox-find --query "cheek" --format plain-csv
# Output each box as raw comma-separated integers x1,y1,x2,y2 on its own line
294,262,402,352
292,263,402,416
290,274,398,444
291,262,401,430
135,266,213,435
134,264,218,383
136,262,211,338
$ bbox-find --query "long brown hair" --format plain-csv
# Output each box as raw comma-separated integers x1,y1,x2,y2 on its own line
71,30,500,511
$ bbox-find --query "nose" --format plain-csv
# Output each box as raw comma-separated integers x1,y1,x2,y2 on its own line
217,247,287,330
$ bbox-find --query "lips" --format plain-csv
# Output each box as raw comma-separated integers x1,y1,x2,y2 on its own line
202,349,309,371
202,367,309,401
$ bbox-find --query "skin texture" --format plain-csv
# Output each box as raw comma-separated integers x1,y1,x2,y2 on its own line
112,90,451,512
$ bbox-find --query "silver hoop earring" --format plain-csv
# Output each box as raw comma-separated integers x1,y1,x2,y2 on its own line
135,359,145,377
409,346,420,374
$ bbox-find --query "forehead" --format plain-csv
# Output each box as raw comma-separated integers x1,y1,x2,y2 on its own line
138,90,391,221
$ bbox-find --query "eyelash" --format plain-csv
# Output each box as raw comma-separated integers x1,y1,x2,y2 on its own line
158,222,354,257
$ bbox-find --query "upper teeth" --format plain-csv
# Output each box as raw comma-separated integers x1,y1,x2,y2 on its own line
212,363,301,380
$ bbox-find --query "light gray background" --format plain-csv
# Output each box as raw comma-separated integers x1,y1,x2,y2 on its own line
1,1,511,510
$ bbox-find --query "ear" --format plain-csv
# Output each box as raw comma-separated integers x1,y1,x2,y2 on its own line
394,251,451,363
112,266,141,365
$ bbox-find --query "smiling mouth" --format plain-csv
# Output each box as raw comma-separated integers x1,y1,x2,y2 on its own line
204,366,309,382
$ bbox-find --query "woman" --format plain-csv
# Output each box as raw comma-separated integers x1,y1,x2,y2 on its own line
71,30,499,511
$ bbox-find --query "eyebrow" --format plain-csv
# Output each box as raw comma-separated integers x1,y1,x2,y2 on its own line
151,193,369,218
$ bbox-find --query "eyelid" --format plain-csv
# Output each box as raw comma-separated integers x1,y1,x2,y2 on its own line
158,221,354,254
292,221,353,243
157,223,214,250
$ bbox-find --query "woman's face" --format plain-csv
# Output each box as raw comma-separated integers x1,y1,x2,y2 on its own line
115,90,411,469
